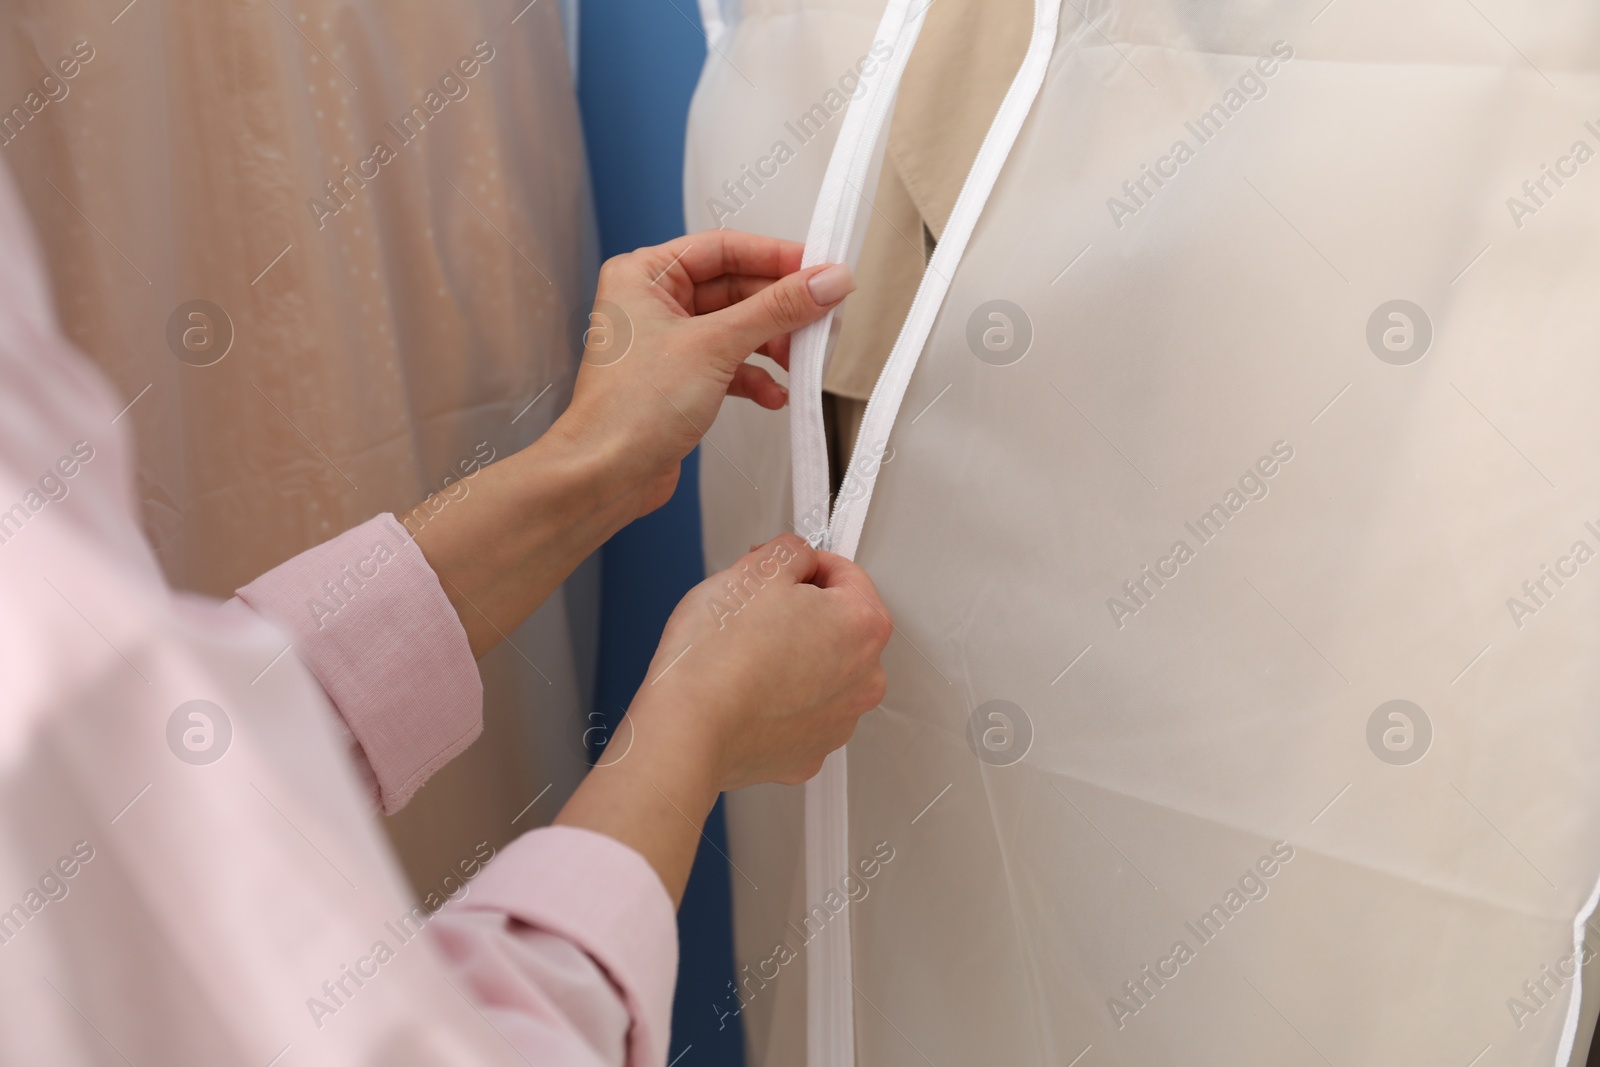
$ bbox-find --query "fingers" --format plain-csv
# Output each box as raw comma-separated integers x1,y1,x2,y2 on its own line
811,551,875,593
692,274,820,372
730,534,818,587
694,274,807,374
598,235,834,371
728,363,788,409
693,274,777,314
704,263,856,359
813,552,894,645
649,230,806,285
759,332,791,372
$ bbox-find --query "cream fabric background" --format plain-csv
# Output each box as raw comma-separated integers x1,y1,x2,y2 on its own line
0,0,598,892
690,1,1600,1064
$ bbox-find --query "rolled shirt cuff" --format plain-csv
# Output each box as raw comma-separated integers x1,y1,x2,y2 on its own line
454,825,679,1067
235,513,482,812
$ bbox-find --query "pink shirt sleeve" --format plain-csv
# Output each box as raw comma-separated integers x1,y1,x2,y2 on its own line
234,520,681,1066
433,826,680,1067
0,155,678,1067
234,514,482,814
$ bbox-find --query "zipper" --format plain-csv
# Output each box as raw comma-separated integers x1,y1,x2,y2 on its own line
788,2,1064,1064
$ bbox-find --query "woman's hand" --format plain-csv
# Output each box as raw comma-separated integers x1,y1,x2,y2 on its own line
395,231,878,903
555,535,892,903
402,231,853,658
558,230,855,519
638,534,891,790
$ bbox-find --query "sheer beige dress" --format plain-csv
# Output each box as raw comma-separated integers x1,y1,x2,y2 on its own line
0,0,598,892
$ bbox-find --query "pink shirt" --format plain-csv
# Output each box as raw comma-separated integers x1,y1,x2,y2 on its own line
0,160,675,1065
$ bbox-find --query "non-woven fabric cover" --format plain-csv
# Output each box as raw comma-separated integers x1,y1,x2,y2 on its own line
687,1,1600,1064
0,0,600,884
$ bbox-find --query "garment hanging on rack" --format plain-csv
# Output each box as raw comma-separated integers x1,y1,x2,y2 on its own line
689,1,1600,1064
0,0,600,886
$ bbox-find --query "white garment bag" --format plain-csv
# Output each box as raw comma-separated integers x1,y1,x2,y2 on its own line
689,1,1600,1064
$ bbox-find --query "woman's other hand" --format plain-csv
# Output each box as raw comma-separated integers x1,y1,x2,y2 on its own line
555,535,891,903
558,231,855,519
401,232,852,659
638,534,891,790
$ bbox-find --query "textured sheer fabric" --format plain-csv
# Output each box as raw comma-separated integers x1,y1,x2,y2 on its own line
689,1,1600,1064
0,0,600,888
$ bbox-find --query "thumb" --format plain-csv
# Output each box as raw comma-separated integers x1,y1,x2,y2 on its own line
706,263,855,358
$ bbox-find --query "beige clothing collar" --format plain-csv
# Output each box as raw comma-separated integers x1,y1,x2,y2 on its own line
824,0,1032,400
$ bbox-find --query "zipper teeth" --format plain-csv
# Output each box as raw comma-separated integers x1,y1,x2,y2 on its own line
790,1,925,549
788,6,928,1067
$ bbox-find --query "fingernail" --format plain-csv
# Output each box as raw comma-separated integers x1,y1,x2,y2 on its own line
807,263,855,306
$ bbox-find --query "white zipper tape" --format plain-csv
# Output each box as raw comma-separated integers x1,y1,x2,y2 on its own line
790,0,930,556
791,8,930,1067
826,0,1063,561
792,2,1062,1065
